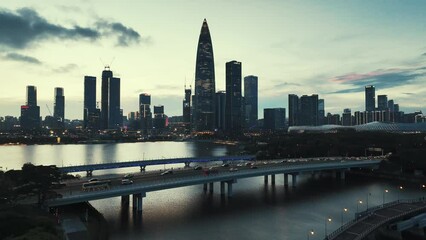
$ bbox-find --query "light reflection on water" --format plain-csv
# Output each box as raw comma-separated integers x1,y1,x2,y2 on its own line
0,141,424,240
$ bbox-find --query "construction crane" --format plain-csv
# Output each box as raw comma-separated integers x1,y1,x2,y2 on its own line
46,104,52,116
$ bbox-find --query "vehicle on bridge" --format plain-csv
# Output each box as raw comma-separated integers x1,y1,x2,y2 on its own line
82,180,111,191
203,168,219,176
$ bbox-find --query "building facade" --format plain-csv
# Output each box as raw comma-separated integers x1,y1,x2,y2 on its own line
225,60,242,135
244,75,258,129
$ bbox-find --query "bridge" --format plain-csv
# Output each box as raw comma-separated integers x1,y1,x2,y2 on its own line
47,157,383,213
325,199,426,240
58,155,255,176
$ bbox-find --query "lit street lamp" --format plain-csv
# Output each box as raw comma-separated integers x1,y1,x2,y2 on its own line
398,186,403,201
325,217,332,238
383,189,389,206
341,208,348,226
307,229,314,240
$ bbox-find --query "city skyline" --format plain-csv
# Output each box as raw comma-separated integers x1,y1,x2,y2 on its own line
1,1,426,119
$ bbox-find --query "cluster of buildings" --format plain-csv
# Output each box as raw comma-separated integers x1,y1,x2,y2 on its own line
3,19,426,135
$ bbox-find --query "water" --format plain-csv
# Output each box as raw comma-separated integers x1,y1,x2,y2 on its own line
1,141,424,240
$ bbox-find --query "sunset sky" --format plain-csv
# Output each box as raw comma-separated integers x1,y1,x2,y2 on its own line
1,0,426,119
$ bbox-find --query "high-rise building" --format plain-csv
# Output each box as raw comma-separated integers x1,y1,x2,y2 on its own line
264,108,286,131
84,76,99,129
215,91,226,131
318,99,325,125
388,100,395,112
183,86,191,130
20,85,40,130
193,19,216,131
139,93,152,134
244,75,258,129
342,108,352,126
299,94,319,126
377,95,388,111
225,60,242,135
153,105,166,131
288,94,299,126
109,77,121,129
100,67,121,129
365,85,375,112
54,87,65,128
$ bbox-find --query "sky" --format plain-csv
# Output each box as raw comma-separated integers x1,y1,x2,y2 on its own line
1,0,426,120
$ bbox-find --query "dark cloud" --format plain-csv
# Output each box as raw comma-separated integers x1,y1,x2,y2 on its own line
0,8,145,49
422,52,426,56
274,82,301,88
52,63,78,73
4,52,42,64
330,67,426,94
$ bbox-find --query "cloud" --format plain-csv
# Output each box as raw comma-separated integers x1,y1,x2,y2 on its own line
329,67,426,94
422,52,426,56
0,8,146,49
52,63,78,73
4,52,42,64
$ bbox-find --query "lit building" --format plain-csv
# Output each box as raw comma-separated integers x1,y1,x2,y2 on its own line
153,105,166,131
225,60,243,135
20,85,40,130
193,19,216,131
244,75,258,129
182,86,191,130
84,76,98,129
54,87,65,128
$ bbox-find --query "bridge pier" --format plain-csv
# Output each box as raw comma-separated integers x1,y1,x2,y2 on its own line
284,173,288,187
121,195,129,205
133,192,146,212
86,170,93,177
203,183,207,191
264,175,268,184
220,181,225,195
227,179,237,198
184,162,191,167
340,170,346,180
291,173,297,188
209,182,214,194
140,166,146,172
271,174,275,185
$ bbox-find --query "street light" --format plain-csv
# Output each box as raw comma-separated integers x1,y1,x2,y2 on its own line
325,217,332,237
341,208,348,226
398,186,403,201
307,229,314,240
383,189,389,206
356,200,363,213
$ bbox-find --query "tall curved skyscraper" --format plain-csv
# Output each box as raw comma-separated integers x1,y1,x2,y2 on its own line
194,19,216,131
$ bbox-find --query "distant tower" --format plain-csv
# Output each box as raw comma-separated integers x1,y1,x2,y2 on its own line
101,66,121,129
377,95,388,111
244,75,258,129
299,94,319,126
194,19,216,131
54,87,65,127
225,60,242,135
183,86,191,130
139,93,152,134
365,85,375,112
288,94,299,126
84,76,98,129
20,85,40,130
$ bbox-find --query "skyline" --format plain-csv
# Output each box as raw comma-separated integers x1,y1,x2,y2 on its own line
1,1,426,119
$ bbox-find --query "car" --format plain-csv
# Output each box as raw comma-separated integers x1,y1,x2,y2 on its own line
88,178,98,182
121,179,133,185
123,174,134,179
245,162,253,166
194,166,203,170
161,170,173,176
250,165,258,169
237,163,243,167
229,168,238,172
280,160,288,163
221,163,230,167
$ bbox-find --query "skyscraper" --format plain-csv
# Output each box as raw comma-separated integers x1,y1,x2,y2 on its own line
20,85,40,130
299,94,319,126
244,75,258,129
365,85,375,112
101,67,121,129
139,93,152,134
84,76,98,129
153,105,166,131
215,91,226,131
182,86,191,130
342,108,352,126
264,108,286,131
54,87,65,127
194,19,216,131
318,99,325,125
225,60,242,135
288,94,299,126
377,95,388,111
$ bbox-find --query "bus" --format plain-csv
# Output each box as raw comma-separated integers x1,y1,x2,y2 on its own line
82,180,111,191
